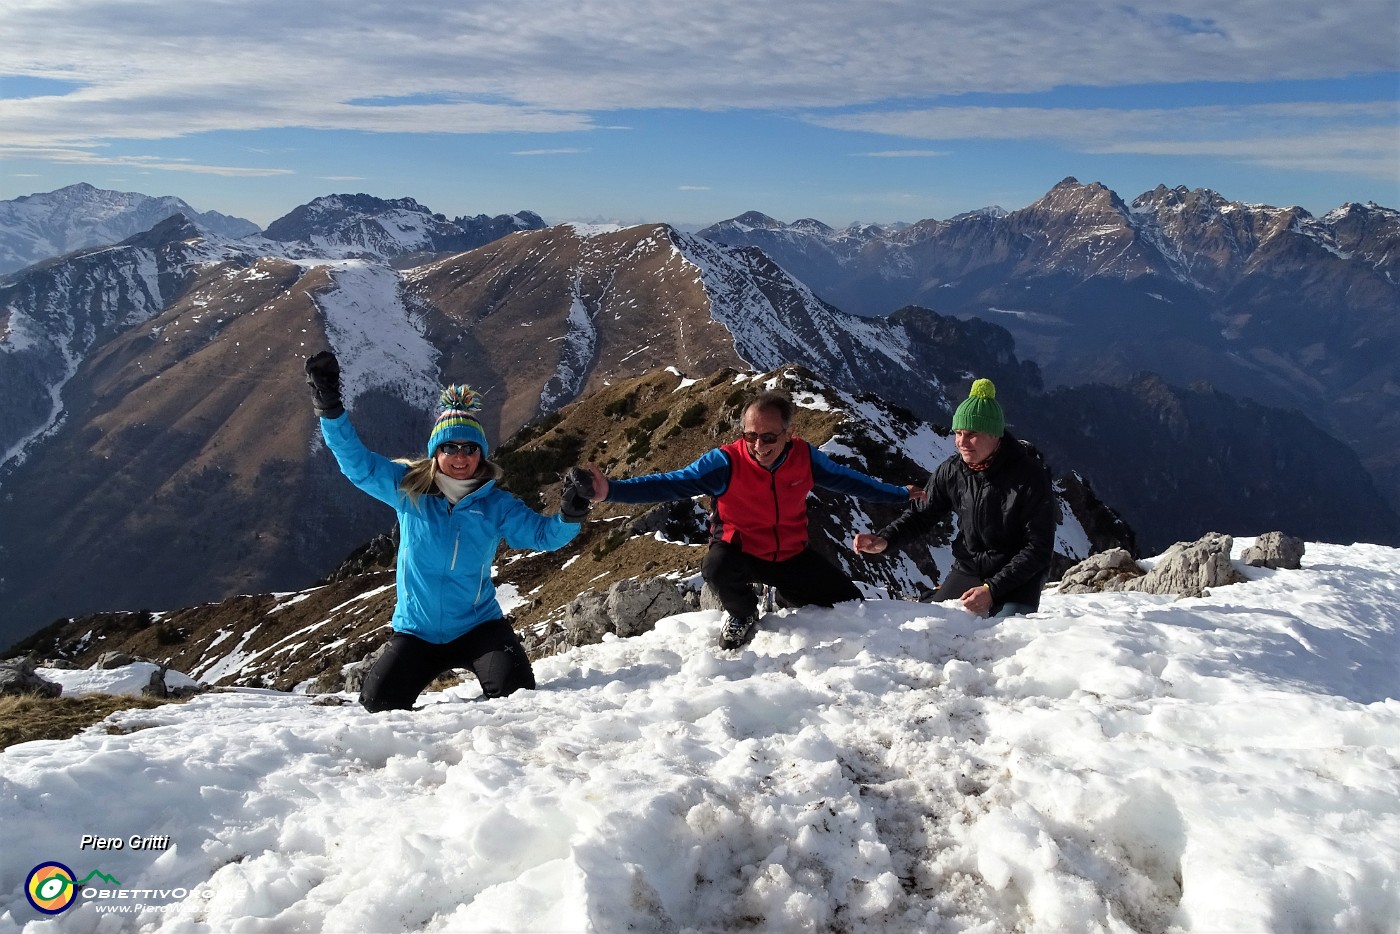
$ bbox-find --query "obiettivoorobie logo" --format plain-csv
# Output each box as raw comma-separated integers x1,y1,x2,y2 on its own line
25,863,121,915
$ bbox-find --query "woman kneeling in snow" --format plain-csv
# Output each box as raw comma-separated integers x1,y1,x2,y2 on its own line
304,351,589,711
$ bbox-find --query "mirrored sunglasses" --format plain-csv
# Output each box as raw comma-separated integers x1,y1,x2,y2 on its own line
437,441,481,457
741,431,784,445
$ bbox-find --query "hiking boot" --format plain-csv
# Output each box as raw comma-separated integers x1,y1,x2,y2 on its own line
720,613,759,649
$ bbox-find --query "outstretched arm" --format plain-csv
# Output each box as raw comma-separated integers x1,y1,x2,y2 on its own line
596,449,732,505
810,448,924,504
875,465,952,552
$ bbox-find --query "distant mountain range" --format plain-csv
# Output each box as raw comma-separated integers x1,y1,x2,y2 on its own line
0,182,1396,644
259,193,545,263
0,182,260,275
699,179,1400,515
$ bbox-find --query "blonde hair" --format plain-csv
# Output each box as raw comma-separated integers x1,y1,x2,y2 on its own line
394,454,498,508
396,457,438,506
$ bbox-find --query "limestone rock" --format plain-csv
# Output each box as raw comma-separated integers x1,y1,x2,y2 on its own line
1056,548,1144,594
1240,531,1305,570
0,658,62,697
563,578,688,645
1125,532,1245,597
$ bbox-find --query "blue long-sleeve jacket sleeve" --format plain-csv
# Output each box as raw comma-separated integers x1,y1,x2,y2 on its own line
809,448,911,502
605,448,734,503
319,412,410,506
605,445,909,505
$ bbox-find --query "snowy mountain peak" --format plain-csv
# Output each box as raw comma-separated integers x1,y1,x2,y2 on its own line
789,217,836,237
0,184,259,277
949,206,1009,222
1028,176,1132,219
259,193,546,261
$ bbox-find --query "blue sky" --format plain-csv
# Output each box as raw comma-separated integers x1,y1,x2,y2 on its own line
1,1,1396,229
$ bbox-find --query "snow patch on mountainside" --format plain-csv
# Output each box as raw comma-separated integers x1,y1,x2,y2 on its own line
673,232,908,377
309,260,439,414
0,241,190,479
540,279,598,412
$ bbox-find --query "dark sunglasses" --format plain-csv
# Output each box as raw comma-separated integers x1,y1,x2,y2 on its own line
741,430,784,445
437,441,481,457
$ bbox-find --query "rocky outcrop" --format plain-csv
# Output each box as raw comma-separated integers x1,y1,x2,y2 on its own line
560,578,691,646
1241,532,1305,570
1126,532,1245,597
1055,548,1144,594
0,658,62,697
1058,532,1248,598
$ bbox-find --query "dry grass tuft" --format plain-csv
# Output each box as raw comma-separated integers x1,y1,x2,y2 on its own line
0,694,185,751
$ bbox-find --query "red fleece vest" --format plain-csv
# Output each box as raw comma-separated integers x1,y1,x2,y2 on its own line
714,437,813,561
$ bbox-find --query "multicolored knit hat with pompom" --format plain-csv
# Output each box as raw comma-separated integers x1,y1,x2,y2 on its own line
951,378,1006,436
427,385,489,458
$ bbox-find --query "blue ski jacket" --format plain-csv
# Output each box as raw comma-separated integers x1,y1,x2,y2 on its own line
319,413,578,644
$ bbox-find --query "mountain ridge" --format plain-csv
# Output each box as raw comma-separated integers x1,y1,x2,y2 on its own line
1,183,1396,643
0,183,259,276
697,177,1400,514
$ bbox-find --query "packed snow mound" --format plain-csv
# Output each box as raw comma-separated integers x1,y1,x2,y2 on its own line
35,662,201,697
2,539,1397,932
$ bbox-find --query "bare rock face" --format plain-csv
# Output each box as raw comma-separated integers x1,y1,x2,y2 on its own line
1056,548,1144,594
0,658,62,697
1240,532,1305,570
1125,532,1245,598
563,578,689,645
1057,532,1246,598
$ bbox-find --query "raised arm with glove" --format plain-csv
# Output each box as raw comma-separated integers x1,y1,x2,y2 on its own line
304,350,344,419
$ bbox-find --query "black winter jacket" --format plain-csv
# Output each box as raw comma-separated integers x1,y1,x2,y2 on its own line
879,431,1056,607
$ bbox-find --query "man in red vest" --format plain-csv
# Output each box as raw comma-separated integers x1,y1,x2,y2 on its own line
570,390,924,648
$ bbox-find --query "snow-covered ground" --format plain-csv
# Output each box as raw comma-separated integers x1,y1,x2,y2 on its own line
34,663,200,698
3,538,1397,932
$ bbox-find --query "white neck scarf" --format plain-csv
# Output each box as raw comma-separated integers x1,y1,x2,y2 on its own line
434,473,482,504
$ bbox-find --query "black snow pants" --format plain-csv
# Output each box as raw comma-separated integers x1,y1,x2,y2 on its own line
359,617,535,712
701,540,862,620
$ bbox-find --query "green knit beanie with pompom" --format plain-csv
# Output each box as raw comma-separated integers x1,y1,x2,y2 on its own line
951,378,1006,436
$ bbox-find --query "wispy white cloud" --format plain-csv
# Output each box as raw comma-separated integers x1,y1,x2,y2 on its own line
813,102,1400,178
1,0,1394,151
678,185,711,191
511,148,589,156
0,145,295,177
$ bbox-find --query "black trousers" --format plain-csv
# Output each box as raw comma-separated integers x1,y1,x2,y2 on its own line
359,617,535,712
702,540,862,619
929,566,1044,616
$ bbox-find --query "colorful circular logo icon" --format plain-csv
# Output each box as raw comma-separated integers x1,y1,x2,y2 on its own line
26,862,78,915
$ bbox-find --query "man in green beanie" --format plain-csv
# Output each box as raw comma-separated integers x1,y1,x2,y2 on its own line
852,378,1056,617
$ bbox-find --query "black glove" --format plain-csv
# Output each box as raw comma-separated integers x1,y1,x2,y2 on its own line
304,351,344,419
559,466,595,521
